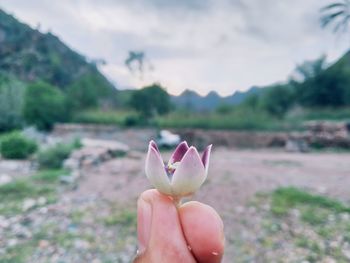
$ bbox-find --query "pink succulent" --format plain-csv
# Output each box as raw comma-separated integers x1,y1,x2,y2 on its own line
145,140,212,197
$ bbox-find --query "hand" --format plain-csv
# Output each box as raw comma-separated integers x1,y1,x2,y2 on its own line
134,189,225,263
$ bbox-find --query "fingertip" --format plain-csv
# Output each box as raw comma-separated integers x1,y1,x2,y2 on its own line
137,190,196,262
179,201,225,263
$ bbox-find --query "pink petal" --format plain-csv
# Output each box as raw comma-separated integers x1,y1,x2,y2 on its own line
171,146,206,196
168,141,189,164
149,140,160,153
145,144,172,195
201,144,212,174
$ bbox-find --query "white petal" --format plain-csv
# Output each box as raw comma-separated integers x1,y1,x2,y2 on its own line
145,144,172,195
171,146,206,196
202,144,212,174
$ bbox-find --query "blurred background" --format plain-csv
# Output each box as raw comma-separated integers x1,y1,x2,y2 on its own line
0,0,350,262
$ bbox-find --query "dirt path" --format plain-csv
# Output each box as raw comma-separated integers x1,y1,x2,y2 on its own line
69,148,350,261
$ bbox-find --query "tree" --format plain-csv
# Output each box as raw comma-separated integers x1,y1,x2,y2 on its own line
320,0,350,33
291,56,327,82
0,74,25,131
296,67,350,107
259,84,295,118
129,84,172,118
23,81,70,130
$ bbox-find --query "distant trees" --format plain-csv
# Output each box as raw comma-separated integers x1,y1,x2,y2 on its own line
259,85,295,118
320,0,350,34
0,74,25,131
23,82,70,130
129,84,172,118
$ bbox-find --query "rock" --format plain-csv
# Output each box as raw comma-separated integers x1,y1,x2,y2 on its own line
0,174,12,185
0,216,10,229
38,240,50,249
63,158,80,170
285,138,309,152
60,175,77,185
343,248,350,260
22,198,36,211
74,239,90,250
81,138,129,154
37,197,47,206
7,239,18,247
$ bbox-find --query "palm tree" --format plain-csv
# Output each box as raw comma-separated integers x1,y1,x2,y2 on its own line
320,0,350,33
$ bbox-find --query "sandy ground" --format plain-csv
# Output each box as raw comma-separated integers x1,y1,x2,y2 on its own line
68,148,350,262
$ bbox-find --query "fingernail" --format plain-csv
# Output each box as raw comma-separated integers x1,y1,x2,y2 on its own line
137,197,152,254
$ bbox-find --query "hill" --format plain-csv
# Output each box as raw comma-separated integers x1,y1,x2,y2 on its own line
171,86,263,111
0,9,117,108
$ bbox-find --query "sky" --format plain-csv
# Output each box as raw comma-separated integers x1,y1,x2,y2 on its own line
0,0,348,96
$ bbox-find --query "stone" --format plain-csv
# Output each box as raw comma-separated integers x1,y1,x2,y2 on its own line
285,139,309,152
37,197,47,206
0,174,12,185
22,198,36,211
60,175,77,185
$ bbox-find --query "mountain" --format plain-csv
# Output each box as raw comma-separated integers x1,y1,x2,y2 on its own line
171,86,263,111
0,9,117,107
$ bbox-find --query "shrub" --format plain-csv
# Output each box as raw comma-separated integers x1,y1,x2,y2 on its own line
0,74,26,131
0,132,38,159
37,140,81,169
23,81,70,131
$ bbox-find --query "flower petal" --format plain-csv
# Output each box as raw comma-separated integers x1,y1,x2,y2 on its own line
149,140,160,153
201,144,212,174
145,144,172,195
168,141,189,165
171,146,206,196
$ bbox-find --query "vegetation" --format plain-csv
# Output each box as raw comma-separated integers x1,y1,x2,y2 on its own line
129,84,172,118
23,81,70,130
37,140,81,169
0,132,37,159
271,187,350,216
320,0,350,33
0,73,26,131
0,169,64,215
72,109,139,126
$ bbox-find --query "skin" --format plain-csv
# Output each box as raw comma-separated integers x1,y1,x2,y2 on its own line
134,189,225,263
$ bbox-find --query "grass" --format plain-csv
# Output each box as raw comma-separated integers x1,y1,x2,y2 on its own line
72,109,138,126
0,169,64,215
155,110,300,131
103,208,137,227
271,187,350,217
69,107,350,132
301,107,350,121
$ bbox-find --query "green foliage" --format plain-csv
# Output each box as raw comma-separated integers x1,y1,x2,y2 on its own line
0,169,63,216
156,108,289,131
0,73,26,131
0,132,37,159
259,84,295,118
67,73,116,110
23,81,70,130
104,209,137,227
129,84,172,118
37,141,81,169
271,187,350,216
296,67,350,107
72,109,138,126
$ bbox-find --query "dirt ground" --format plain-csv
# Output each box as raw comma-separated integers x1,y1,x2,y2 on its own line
69,148,350,262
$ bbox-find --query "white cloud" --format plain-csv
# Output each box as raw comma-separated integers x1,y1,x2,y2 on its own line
0,0,348,95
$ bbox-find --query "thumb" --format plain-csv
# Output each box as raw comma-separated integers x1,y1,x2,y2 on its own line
134,189,196,263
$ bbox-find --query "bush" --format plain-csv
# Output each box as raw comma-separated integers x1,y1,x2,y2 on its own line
37,140,81,169
0,132,38,159
129,84,172,118
23,81,70,131
0,74,26,131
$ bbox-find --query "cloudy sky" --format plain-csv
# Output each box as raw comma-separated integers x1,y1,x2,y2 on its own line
0,0,348,95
